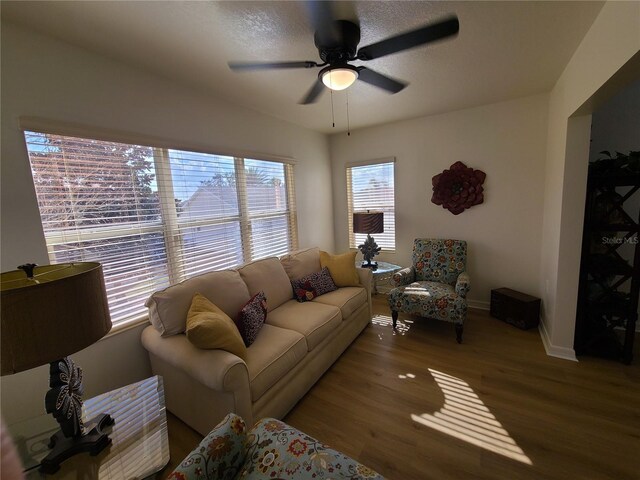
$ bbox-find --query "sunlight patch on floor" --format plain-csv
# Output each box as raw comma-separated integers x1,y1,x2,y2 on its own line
412,369,532,465
371,314,412,335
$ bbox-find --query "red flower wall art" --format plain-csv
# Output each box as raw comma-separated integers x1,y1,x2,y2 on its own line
431,161,486,215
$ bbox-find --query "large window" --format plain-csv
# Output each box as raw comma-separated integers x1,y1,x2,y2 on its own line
346,159,396,251
24,131,297,329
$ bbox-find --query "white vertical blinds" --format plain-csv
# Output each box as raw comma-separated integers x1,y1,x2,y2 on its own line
24,131,298,328
347,161,396,251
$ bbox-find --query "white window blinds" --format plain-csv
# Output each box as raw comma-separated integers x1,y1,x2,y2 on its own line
24,131,298,329
347,160,396,251
243,158,298,260
164,149,243,281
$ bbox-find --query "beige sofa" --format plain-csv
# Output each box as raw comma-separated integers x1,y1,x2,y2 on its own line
141,247,373,435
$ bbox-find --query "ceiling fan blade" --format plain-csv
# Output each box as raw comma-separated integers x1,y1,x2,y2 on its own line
229,61,319,71
299,78,325,104
357,16,459,61
304,0,341,46
357,67,407,94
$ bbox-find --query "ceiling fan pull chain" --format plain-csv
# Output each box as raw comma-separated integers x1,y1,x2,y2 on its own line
330,89,335,128
346,90,351,136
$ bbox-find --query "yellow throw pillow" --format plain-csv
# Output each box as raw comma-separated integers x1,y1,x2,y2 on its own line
319,251,360,287
186,293,247,360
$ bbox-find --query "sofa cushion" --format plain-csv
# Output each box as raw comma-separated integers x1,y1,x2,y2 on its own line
236,291,267,347
280,247,321,281
185,293,247,359
291,267,337,302
320,251,360,287
146,270,251,337
266,300,342,351
238,257,292,312
246,324,307,402
313,287,367,320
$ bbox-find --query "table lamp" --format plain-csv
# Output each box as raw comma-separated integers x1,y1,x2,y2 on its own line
1,262,113,474
353,211,384,269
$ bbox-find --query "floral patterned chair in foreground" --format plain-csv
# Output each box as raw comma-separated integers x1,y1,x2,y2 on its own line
388,238,470,343
168,413,384,480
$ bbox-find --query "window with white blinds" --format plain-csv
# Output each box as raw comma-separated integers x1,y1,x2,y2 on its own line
347,160,396,251
24,131,297,329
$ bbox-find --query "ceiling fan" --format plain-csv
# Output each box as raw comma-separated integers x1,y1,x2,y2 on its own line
228,3,459,105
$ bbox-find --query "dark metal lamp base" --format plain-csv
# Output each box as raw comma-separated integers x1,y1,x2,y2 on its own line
39,413,114,474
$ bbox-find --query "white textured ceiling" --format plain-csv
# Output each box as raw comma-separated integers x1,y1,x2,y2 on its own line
1,1,604,133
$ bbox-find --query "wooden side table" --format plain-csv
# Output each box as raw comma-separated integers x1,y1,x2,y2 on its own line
9,376,170,479
490,288,541,330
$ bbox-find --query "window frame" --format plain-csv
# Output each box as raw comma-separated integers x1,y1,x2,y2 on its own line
23,128,298,333
346,158,396,253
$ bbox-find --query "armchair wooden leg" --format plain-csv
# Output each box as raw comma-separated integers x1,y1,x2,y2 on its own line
455,324,463,344
391,310,398,329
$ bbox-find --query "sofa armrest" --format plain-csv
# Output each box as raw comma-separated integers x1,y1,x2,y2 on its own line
169,413,247,480
241,418,385,479
141,325,249,393
356,267,373,313
455,271,471,298
392,267,415,287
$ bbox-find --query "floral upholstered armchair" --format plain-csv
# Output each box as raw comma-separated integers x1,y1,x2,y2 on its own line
168,413,384,479
388,238,470,343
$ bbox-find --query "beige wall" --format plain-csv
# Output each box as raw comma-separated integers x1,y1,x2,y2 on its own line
539,1,640,359
329,94,549,309
0,22,334,423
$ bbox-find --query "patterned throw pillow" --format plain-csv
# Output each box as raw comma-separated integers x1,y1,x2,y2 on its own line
292,267,338,302
235,291,267,347
293,281,318,302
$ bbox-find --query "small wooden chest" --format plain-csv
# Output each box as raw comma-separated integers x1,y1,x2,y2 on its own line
490,288,540,330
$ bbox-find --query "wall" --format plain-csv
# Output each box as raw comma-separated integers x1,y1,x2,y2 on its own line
0,22,334,423
539,1,640,359
329,94,549,309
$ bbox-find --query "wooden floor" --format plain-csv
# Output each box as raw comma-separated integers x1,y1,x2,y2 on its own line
161,295,640,479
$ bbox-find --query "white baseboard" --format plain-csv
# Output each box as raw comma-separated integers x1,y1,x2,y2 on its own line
468,299,490,310
538,320,578,362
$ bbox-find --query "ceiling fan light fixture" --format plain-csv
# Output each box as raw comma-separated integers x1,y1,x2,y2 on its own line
321,66,358,91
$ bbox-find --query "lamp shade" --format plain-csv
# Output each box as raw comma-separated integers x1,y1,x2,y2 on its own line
1,263,112,376
321,67,359,91
353,211,384,234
